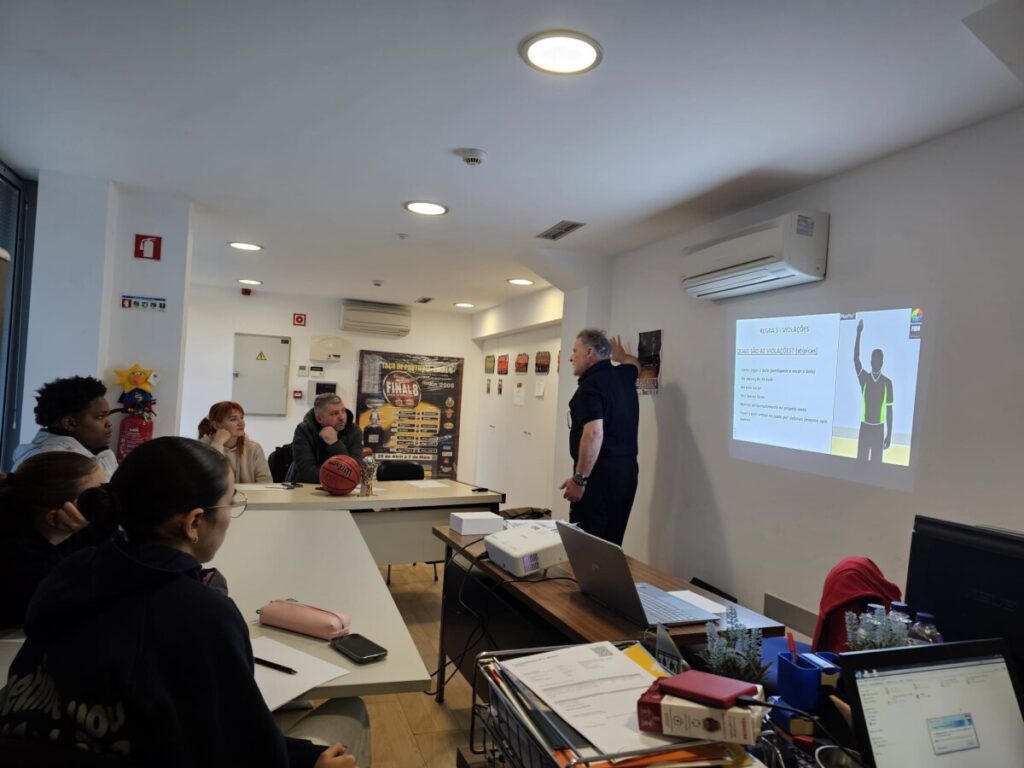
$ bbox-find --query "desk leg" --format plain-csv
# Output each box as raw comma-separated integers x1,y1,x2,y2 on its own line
435,541,453,703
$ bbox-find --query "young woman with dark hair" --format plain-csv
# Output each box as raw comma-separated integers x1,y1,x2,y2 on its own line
0,451,107,629
0,437,358,767
197,400,273,483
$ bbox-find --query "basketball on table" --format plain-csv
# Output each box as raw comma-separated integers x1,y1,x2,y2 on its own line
320,454,362,496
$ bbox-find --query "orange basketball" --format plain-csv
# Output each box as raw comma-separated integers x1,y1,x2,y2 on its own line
320,454,362,496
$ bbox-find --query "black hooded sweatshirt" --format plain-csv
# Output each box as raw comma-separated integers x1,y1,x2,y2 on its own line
0,535,322,767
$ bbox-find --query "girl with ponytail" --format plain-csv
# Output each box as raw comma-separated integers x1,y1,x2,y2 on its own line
1,437,358,768
197,400,272,483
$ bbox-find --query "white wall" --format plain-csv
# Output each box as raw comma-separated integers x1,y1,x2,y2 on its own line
475,325,562,511
21,174,192,443
181,285,483,481
611,106,1024,615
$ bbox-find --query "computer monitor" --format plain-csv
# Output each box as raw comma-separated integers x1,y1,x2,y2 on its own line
840,639,1024,768
905,515,1024,669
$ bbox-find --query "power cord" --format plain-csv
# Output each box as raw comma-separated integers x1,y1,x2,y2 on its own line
736,697,864,767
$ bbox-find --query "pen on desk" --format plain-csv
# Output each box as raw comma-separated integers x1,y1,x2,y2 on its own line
255,657,298,675
787,631,798,664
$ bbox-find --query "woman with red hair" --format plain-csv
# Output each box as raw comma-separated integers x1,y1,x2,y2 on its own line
198,401,272,483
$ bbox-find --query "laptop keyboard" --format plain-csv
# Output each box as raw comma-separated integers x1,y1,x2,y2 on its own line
638,591,708,624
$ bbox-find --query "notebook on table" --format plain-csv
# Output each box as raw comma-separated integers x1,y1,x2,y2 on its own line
555,521,718,628
839,638,1024,768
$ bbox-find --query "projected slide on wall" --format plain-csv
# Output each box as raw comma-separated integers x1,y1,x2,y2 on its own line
733,308,923,467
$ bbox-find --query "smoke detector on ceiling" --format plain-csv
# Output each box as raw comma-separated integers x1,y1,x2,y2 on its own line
455,148,487,166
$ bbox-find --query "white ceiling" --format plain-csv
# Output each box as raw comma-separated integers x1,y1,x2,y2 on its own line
1,1,1021,311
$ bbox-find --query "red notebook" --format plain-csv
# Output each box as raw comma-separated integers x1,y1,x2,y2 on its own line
656,669,758,708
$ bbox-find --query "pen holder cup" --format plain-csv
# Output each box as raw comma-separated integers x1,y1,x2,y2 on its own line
777,652,830,713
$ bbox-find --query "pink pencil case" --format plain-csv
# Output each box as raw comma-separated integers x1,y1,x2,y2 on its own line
258,599,351,640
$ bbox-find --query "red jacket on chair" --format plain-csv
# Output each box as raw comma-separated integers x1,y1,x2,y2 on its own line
812,556,902,652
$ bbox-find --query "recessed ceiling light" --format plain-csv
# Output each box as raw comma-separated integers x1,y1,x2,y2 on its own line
507,278,534,286
454,302,475,309
229,242,263,251
404,201,449,216
519,31,602,75
238,278,262,286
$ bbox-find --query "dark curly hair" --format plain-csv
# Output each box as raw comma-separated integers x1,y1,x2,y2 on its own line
34,376,108,428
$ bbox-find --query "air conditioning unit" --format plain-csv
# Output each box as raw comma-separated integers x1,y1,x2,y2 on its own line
340,300,412,336
681,210,829,300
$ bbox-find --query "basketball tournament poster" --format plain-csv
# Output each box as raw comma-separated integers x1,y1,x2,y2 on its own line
356,351,464,479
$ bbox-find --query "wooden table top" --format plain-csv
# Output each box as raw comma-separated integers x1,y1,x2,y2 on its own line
433,525,784,646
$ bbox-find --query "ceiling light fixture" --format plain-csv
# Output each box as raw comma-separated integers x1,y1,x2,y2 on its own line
229,242,263,251
238,278,263,286
507,278,534,286
404,201,449,216
519,30,602,75
454,302,475,309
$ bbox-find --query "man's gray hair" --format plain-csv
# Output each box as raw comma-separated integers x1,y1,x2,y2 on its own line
577,328,611,359
314,392,343,411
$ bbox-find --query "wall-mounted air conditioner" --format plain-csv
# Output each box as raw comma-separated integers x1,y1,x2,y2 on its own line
681,210,829,300
340,300,412,336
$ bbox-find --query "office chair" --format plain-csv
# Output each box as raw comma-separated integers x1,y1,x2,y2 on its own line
375,461,438,585
267,444,293,482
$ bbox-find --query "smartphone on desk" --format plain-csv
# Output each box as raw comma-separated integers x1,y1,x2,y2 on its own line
329,633,388,664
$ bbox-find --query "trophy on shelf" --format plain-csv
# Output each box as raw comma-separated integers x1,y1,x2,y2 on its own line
360,453,378,497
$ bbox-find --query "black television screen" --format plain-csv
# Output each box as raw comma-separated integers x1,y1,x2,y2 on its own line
906,515,1024,669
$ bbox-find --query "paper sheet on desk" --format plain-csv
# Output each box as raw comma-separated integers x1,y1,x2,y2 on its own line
498,641,680,756
251,636,349,711
668,590,728,614
236,483,295,492
405,480,447,488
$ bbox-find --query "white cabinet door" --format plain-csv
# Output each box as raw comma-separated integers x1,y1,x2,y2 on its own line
233,333,290,416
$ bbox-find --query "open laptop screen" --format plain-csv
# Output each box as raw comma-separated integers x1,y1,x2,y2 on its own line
842,640,1024,768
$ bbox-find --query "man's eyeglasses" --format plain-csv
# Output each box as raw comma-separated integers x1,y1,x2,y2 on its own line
205,490,248,519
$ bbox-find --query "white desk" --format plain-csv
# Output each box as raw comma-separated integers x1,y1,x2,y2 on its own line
211,507,430,698
239,479,505,565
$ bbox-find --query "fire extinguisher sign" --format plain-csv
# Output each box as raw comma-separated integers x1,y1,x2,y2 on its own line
134,234,162,261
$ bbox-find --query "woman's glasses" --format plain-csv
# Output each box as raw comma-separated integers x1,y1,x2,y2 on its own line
205,490,248,518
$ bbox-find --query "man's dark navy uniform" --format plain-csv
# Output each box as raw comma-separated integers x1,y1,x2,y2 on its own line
561,329,640,545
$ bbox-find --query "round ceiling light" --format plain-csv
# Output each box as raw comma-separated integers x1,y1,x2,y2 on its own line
507,278,534,286
519,31,602,75
454,302,475,309
238,278,263,286
229,242,263,251
404,201,449,216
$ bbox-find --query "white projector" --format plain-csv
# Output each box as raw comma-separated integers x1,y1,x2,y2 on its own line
484,524,567,577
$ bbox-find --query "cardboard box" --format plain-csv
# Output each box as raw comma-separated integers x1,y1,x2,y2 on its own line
450,511,504,535
637,681,767,746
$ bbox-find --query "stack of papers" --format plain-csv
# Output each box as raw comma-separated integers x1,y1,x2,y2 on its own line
488,642,758,767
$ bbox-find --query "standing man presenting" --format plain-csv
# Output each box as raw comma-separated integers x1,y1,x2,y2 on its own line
290,392,364,483
560,329,639,545
853,319,893,463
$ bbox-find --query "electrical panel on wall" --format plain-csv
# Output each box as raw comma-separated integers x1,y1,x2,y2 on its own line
310,335,343,362
307,380,338,403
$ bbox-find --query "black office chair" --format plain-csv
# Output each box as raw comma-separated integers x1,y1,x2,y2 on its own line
267,444,293,482
375,460,424,482
375,461,438,585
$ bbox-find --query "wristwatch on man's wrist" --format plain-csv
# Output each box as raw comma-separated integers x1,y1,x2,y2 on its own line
572,472,588,487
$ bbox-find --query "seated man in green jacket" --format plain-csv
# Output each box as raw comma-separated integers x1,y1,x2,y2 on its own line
289,393,364,483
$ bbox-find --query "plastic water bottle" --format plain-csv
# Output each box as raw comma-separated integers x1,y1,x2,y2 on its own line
889,601,913,630
908,611,944,644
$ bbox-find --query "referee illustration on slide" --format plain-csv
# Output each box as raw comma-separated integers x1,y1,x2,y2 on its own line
854,319,893,462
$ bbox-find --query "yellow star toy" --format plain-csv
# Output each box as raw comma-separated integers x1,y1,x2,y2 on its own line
114,364,155,396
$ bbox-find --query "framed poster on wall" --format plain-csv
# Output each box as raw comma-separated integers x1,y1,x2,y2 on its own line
356,350,464,479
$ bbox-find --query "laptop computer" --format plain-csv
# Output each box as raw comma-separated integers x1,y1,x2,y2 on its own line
555,521,719,628
839,638,1024,768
